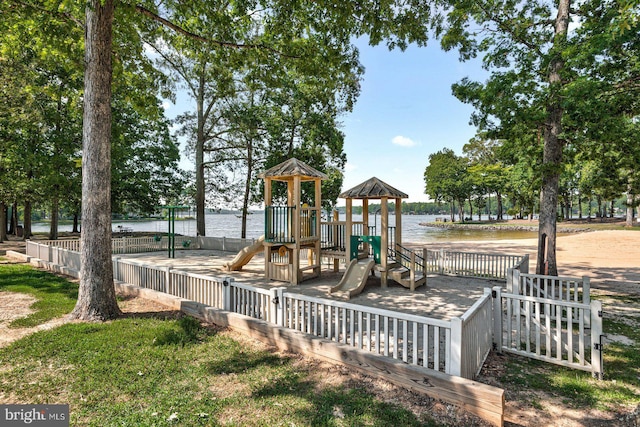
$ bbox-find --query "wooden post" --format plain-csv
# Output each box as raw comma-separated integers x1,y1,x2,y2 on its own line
410,251,416,291
423,248,428,288
345,198,353,263
362,199,369,255
223,277,233,311
293,176,301,284
332,210,339,272
395,197,402,247
450,317,463,377
314,178,322,277
590,300,603,379
380,197,389,288
165,265,172,294
492,286,503,353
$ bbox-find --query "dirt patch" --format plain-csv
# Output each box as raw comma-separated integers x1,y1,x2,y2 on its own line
477,351,634,427
0,286,180,349
0,291,70,348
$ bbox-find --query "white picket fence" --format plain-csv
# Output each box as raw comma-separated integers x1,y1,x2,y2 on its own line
197,236,259,253
110,256,492,378
493,284,603,379
425,250,528,280
30,236,195,255
25,240,603,380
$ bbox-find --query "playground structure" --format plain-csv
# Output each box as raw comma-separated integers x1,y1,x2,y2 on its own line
330,177,426,290
259,158,325,285
224,157,426,292
158,205,191,258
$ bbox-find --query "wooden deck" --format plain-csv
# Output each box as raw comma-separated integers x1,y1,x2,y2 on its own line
120,249,503,320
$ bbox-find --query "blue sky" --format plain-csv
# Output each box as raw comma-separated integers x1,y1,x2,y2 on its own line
168,38,487,205
338,39,487,204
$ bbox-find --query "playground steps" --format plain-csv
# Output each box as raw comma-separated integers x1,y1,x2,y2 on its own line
388,264,426,291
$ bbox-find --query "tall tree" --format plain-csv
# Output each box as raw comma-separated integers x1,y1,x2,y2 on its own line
424,148,471,222
70,0,121,320
433,0,640,275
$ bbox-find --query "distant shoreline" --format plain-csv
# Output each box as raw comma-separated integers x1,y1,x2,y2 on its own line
419,220,620,234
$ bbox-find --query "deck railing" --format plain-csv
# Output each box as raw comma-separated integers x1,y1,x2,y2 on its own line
265,206,319,243
319,221,366,251
425,249,526,280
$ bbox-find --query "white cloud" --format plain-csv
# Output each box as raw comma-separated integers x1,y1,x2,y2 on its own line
344,162,357,172
162,100,172,111
391,135,416,147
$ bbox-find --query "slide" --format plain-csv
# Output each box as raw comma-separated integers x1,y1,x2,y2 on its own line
329,258,376,300
224,235,265,271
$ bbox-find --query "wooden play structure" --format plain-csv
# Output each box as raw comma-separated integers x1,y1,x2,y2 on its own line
330,177,426,290
226,158,425,291
260,158,326,285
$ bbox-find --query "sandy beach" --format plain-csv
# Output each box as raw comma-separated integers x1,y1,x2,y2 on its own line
411,229,640,296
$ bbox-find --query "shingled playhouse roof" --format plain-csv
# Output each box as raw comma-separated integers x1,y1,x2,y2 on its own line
339,177,408,200
258,158,328,180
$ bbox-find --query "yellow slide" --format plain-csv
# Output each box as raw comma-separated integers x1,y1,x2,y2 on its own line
329,258,376,300
224,235,265,271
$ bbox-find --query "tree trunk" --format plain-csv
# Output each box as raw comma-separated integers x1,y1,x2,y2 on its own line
195,68,206,237
49,197,59,240
241,140,254,239
71,0,121,321
610,200,615,218
9,202,17,235
626,183,634,227
536,0,569,276
73,211,80,233
23,201,32,240
577,191,583,219
449,200,455,222
0,202,5,242
496,192,503,220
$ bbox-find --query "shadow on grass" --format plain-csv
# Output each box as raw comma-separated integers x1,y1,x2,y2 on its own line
204,346,431,426
152,316,214,346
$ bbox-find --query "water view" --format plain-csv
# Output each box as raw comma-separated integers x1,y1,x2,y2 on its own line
32,212,536,244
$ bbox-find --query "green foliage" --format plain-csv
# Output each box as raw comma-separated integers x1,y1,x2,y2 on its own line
424,148,471,219
0,264,78,327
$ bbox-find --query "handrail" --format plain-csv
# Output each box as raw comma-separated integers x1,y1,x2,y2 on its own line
393,243,425,271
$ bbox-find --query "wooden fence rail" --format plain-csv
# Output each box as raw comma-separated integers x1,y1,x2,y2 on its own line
493,286,603,379
425,250,526,280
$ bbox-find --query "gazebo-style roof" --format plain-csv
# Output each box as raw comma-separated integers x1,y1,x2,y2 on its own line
339,177,408,200
258,158,327,181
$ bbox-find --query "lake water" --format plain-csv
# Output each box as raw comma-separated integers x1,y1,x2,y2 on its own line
32,212,536,244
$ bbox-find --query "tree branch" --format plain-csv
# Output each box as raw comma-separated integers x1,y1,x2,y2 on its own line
135,5,295,57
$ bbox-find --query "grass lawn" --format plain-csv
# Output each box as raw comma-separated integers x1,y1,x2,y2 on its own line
2,262,639,425
0,263,445,426
0,317,436,426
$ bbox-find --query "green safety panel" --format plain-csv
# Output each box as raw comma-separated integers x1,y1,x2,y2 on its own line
350,235,381,264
